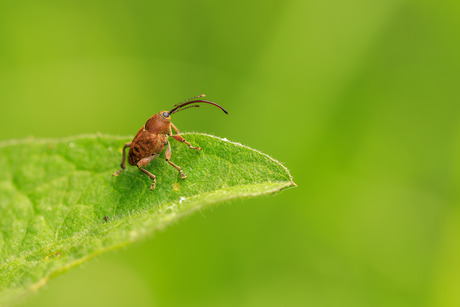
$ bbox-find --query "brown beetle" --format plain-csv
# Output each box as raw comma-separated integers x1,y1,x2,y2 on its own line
113,95,228,190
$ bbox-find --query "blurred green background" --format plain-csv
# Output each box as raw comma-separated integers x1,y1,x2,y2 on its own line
1,0,459,306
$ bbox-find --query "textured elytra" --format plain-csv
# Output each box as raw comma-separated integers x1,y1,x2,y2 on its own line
0,133,295,305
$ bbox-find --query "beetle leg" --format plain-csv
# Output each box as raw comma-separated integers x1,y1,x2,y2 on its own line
165,141,187,179
113,142,132,176
137,154,160,190
171,123,181,134
171,134,201,150
170,124,201,150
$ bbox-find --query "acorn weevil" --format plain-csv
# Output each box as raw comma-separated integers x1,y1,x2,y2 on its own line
113,95,228,190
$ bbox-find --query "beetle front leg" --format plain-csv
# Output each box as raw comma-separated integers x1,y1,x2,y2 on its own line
165,141,187,179
170,124,201,150
113,142,132,176
171,134,201,150
137,154,160,190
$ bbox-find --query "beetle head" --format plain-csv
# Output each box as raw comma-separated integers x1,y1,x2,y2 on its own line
144,95,228,134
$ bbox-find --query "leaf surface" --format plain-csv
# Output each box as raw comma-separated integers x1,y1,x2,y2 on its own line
0,133,294,305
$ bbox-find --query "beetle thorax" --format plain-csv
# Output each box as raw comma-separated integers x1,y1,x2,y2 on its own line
145,113,171,134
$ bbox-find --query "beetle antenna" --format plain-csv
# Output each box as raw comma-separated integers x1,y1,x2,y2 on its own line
170,100,228,115
172,105,200,113
173,94,206,107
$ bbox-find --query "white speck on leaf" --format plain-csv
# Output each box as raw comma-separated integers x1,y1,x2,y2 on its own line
179,197,186,203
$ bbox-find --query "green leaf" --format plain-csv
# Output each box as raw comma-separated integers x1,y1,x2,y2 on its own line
0,133,295,305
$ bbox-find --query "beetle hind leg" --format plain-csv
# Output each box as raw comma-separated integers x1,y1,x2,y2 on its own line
167,160,187,179
138,167,156,190
113,142,132,176
137,154,160,190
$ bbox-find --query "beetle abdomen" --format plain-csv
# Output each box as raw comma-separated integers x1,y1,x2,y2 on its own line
128,128,168,166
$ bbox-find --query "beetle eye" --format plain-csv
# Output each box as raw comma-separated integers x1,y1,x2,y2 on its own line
163,112,169,117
